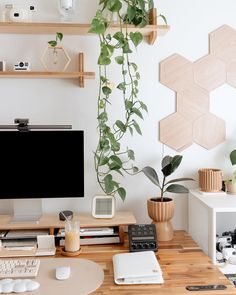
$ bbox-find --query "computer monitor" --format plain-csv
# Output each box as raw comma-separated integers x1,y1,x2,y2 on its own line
0,130,84,222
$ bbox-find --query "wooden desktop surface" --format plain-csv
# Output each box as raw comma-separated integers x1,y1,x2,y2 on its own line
55,230,235,294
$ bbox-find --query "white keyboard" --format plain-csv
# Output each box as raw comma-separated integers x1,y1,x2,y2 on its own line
0,259,40,278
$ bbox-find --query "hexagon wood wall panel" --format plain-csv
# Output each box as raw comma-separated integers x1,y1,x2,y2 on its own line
159,24,236,151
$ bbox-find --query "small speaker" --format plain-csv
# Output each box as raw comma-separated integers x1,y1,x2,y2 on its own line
59,210,73,221
92,195,115,219
0,61,6,72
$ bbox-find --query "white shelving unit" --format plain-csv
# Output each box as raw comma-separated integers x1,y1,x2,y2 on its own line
188,189,236,267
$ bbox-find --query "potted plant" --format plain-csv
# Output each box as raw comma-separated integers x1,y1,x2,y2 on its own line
89,0,160,201
225,150,236,194
40,32,71,72
142,155,194,241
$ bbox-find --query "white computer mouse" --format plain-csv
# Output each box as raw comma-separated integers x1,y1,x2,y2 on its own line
2,281,14,293
13,281,27,293
26,280,40,291
55,266,71,280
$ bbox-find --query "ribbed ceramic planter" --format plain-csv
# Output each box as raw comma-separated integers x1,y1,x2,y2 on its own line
198,168,223,192
147,198,174,241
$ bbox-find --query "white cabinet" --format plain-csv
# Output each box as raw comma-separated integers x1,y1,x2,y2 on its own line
188,189,236,264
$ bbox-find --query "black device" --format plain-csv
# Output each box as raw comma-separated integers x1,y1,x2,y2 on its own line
128,224,157,252
0,130,84,199
186,285,227,291
59,210,73,221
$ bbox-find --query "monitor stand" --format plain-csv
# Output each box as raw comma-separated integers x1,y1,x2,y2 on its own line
11,199,42,223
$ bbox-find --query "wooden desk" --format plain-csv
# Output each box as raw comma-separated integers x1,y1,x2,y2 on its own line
56,231,235,294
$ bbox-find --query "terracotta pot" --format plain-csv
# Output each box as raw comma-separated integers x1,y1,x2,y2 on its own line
198,168,223,192
147,198,174,242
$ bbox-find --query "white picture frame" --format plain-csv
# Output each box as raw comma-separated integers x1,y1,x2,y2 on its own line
92,195,115,219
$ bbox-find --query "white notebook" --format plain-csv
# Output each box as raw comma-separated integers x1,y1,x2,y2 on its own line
112,251,164,285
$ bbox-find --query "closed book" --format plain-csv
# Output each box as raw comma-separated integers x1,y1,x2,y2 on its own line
112,251,164,285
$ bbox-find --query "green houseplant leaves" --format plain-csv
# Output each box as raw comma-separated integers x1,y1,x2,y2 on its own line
91,0,154,201
142,155,194,202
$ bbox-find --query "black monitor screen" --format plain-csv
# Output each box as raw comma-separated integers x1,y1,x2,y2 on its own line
0,130,84,199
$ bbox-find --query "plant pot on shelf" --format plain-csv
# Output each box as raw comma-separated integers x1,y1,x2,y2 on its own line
225,181,236,194
147,197,174,242
198,168,223,192
40,45,71,72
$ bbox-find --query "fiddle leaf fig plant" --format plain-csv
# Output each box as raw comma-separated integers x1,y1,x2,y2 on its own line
142,155,194,202
90,0,154,201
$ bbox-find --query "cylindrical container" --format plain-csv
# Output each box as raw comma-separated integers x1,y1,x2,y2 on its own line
65,220,80,252
198,168,223,192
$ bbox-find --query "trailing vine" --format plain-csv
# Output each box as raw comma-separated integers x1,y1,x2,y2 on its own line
89,0,154,201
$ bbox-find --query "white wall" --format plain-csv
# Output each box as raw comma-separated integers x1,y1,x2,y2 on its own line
0,0,236,230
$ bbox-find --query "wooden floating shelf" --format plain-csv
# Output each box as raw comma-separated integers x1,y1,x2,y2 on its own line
0,22,170,45
0,71,95,79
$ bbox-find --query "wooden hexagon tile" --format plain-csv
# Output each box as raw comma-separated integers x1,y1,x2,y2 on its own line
193,113,225,149
159,112,193,151
159,24,236,151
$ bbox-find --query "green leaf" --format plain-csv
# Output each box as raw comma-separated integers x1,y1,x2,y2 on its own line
127,149,135,160
98,156,109,166
110,155,123,169
48,40,57,47
104,174,114,194
127,5,136,22
133,120,142,135
135,72,140,80
102,86,112,96
161,163,172,177
113,31,124,41
170,155,183,174
115,120,126,132
117,187,126,201
122,41,132,53
99,138,110,150
117,82,126,91
230,150,236,165
130,62,138,71
132,107,143,119
125,100,133,110
98,55,111,65
142,166,160,187
100,76,107,83
140,101,148,112
130,32,143,47
162,155,172,169
107,133,120,151
106,44,115,57
99,99,105,108
165,178,195,185
107,0,122,12
115,56,124,65
89,14,107,34
97,111,108,121
166,184,189,194
56,32,63,42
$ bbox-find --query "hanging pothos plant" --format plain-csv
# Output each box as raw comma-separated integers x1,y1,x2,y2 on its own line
89,0,155,201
